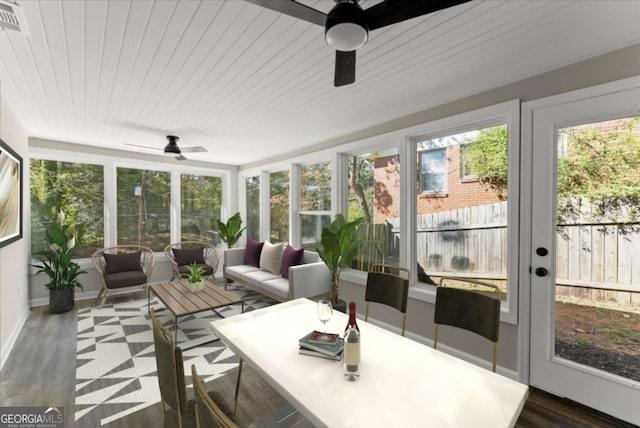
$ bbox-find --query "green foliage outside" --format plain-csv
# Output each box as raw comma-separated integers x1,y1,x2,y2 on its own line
181,174,222,242
557,118,640,225
270,170,290,243
245,176,260,241
463,125,509,200
30,210,86,290
30,159,104,258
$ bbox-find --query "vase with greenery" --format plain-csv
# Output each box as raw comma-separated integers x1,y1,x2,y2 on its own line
182,263,206,292
317,214,365,309
31,210,86,314
216,212,246,249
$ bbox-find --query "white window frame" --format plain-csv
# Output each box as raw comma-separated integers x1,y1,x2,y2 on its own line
418,147,447,193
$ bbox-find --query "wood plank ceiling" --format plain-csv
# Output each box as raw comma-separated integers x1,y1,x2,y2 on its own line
0,0,638,165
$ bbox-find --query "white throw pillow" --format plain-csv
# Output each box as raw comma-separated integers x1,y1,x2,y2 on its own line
259,241,284,275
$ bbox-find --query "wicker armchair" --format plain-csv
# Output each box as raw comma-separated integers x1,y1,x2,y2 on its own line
164,241,219,280
92,245,154,305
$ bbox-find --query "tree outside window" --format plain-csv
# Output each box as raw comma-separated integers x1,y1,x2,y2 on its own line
245,175,260,241
300,162,331,250
181,174,222,244
117,167,170,251
270,170,289,243
30,159,104,258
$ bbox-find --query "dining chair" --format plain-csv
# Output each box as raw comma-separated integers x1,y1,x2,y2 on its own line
364,263,410,336
150,308,195,428
191,365,239,428
433,276,502,372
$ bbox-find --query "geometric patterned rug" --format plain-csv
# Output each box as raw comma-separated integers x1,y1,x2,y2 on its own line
74,283,277,428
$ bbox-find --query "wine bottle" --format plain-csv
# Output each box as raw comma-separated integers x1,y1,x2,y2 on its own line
344,302,361,381
344,301,360,337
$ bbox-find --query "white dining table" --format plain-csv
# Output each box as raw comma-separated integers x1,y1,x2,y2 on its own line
210,298,528,428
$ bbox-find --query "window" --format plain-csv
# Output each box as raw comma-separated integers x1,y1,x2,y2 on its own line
419,149,446,193
300,162,331,250
116,167,170,251
180,174,222,244
347,149,400,271
245,175,260,241
270,170,289,243
30,159,104,258
414,124,510,301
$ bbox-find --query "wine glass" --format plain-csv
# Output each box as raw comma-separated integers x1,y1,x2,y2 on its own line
317,300,333,340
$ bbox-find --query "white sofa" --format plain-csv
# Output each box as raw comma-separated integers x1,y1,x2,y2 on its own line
223,247,330,302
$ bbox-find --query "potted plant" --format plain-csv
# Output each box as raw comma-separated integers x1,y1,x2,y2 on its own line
31,210,86,314
182,263,206,292
216,212,246,249
317,214,365,312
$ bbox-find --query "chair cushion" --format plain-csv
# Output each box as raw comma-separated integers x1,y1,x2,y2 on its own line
243,239,264,267
173,247,205,266
104,270,147,289
280,245,304,278
260,241,284,274
243,270,280,288
178,263,214,276
104,252,142,274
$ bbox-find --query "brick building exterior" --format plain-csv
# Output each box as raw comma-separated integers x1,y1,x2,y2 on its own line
373,148,502,223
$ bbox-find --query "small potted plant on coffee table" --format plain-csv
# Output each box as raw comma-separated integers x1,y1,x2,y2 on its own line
182,263,206,292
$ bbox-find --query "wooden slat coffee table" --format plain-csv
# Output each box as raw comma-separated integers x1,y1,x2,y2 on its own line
148,279,243,347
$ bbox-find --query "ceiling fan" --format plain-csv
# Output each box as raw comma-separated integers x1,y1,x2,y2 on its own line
246,0,471,87
125,135,207,161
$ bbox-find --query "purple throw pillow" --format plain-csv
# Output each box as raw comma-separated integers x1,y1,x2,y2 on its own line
243,239,264,267
280,245,304,278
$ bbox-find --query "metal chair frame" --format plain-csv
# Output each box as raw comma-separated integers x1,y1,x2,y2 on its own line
164,241,220,280
92,245,154,305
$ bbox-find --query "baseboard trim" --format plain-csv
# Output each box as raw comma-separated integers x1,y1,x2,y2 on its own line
0,307,30,371
363,316,520,381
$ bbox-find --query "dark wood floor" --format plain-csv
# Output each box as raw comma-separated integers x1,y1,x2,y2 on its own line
0,293,634,428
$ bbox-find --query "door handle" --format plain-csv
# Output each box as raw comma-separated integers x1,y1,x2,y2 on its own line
535,267,548,277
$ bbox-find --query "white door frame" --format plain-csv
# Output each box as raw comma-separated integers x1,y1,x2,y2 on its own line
519,76,640,424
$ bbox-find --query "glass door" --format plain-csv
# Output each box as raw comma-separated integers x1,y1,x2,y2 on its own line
529,86,640,425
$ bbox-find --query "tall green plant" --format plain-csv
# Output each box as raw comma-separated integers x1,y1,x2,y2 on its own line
30,210,86,290
317,214,365,304
216,212,246,248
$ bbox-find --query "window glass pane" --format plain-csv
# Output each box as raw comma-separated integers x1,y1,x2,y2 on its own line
420,149,446,193
270,170,289,243
181,174,221,244
415,124,509,300
301,214,332,251
30,159,104,258
245,175,260,241
301,162,331,211
117,167,170,251
348,149,400,271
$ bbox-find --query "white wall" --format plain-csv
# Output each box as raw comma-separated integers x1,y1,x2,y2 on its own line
0,95,30,369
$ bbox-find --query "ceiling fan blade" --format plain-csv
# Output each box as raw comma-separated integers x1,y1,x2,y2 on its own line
175,154,188,161
180,146,207,153
124,143,163,151
365,0,472,31
245,0,326,26
334,50,356,87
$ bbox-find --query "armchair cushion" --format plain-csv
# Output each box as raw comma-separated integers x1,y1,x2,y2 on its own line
104,271,148,289
172,247,205,266
260,242,284,275
243,239,264,267
104,251,142,274
280,245,304,278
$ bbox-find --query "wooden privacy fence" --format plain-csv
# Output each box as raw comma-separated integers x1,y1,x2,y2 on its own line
363,202,639,304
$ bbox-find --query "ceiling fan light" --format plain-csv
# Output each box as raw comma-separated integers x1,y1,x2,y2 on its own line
164,135,181,154
325,2,368,51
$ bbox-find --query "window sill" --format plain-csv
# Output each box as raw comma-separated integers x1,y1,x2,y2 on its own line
418,193,448,199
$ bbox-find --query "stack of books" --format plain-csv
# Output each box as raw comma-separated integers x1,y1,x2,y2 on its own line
298,330,344,360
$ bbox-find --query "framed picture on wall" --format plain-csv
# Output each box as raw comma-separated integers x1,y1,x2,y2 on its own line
0,138,23,248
